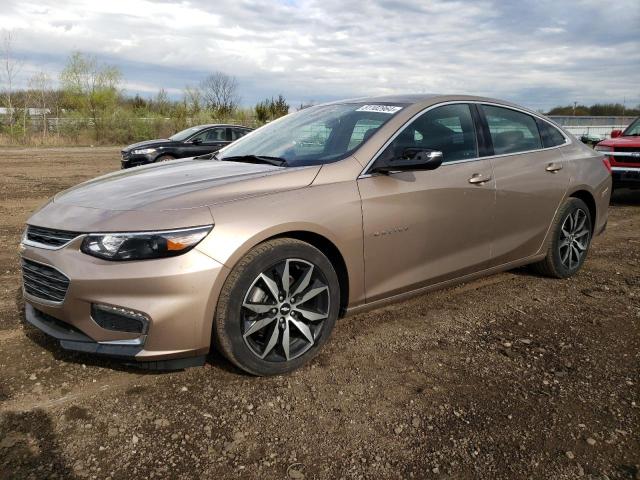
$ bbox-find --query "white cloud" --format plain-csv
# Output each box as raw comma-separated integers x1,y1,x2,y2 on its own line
0,0,638,110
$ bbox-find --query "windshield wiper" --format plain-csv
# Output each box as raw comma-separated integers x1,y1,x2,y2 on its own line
221,155,288,167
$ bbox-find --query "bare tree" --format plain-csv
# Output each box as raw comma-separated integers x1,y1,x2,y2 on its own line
29,72,52,140
1,31,22,143
153,88,170,116
183,85,203,116
200,72,239,116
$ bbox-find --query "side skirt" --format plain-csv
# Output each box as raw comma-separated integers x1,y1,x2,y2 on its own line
343,253,545,318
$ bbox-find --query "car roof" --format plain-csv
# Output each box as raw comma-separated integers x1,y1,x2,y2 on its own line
321,93,544,118
192,124,253,129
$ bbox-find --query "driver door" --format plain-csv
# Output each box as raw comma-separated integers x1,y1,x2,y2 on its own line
187,127,228,156
357,103,496,302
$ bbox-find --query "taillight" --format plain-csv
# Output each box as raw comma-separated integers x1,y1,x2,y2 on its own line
595,145,613,172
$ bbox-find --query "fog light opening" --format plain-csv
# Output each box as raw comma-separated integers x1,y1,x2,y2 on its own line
91,304,150,334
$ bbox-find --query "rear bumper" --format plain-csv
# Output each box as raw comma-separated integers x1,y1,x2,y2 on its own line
612,166,640,188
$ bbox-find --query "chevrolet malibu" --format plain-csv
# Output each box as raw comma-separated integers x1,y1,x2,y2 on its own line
20,95,611,375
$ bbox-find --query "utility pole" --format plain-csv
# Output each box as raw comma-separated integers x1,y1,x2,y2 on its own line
573,101,577,116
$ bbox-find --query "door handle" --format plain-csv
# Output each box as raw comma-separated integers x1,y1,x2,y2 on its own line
468,173,492,185
546,163,563,173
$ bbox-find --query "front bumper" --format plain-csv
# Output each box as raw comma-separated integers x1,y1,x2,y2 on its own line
21,236,229,367
25,304,206,369
120,152,155,169
612,166,640,189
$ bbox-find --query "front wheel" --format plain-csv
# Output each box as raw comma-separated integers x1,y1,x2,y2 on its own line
155,154,176,163
214,238,340,376
531,198,592,278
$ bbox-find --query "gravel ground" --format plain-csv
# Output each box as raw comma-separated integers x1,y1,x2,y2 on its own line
0,147,639,480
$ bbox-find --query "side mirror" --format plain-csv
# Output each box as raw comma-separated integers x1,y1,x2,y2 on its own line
611,129,622,138
192,138,203,145
372,148,443,174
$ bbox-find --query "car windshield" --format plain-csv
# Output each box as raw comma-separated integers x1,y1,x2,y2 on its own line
217,103,407,167
169,126,206,142
622,118,640,136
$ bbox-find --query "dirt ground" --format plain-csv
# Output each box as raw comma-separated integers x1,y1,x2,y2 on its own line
0,147,638,480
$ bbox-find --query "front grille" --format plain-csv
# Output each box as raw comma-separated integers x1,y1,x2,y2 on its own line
614,147,640,153
22,258,70,303
26,225,79,248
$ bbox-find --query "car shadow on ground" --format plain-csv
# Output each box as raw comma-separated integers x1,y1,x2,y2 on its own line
0,410,77,479
20,317,246,376
610,188,640,206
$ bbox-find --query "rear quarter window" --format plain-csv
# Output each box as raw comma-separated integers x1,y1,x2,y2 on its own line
536,119,567,148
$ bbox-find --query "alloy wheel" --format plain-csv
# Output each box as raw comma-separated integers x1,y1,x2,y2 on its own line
558,208,590,270
241,258,330,362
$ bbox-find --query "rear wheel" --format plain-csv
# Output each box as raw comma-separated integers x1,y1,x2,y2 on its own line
214,238,340,376
531,198,592,278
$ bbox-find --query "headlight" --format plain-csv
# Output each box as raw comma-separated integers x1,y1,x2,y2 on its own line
594,145,612,153
81,225,213,261
132,148,157,155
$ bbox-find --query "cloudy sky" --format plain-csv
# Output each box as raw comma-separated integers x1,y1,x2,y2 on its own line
1,0,639,111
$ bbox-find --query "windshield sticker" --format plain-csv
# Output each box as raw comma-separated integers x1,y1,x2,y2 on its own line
356,105,403,114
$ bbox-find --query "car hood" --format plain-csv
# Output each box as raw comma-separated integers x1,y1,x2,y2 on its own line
53,159,321,211
123,138,174,151
597,136,640,148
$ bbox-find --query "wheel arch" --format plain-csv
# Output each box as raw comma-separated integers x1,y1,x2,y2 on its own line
262,230,350,316
153,152,176,162
568,188,597,232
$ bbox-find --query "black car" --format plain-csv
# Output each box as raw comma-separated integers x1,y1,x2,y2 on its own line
120,124,253,169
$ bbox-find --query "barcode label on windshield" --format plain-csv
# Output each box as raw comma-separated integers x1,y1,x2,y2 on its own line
356,105,403,114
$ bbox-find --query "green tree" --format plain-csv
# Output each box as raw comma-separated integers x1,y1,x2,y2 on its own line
255,99,270,122
255,95,290,123
60,52,121,141
269,94,289,118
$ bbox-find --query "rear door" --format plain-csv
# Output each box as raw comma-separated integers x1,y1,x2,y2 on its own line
199,127,229,153
229,127,250,142
479,104,570,266
358,103,496,302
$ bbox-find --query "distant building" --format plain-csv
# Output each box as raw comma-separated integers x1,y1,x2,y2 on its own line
549,116,634,140
0,107,52,116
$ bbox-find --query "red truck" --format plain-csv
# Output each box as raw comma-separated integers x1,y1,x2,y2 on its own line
595,117,640,190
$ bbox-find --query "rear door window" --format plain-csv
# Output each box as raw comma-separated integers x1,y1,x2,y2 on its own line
482,105,542,155
536,119,566,148
204,127,227,143
230,128,249,141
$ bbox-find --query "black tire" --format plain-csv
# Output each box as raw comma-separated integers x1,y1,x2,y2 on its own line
531,198,592,278
214,238,340,376
154,154,175,163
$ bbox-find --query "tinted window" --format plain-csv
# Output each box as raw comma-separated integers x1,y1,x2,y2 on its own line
191,127,226,143
482,105,542,155
536,119,566,148
378,104,478,164
230,128,249,141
